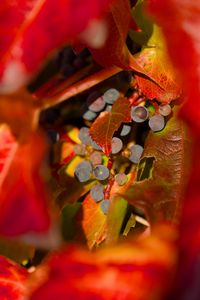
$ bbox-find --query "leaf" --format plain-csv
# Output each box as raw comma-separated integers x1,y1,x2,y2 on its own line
0,88,38,138
133,23,181,103
148,1,200,298
147,0,200,133
0,125,50,236
0,237,34,264
29,223,177,300
90,96,131,155
89,0,138,68
61,203,82,241
0,256,28,300
0,0,112,93
122,111,186,224
75,195,107,249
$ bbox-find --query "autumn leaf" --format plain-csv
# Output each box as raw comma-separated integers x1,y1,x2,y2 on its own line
29,223,177,300
122,111,186,224
90,96,131,155
131,4,181,103
75,195,107,249
0,0,112,93
0,256,28,300
0,125,50,236
148,0,200,134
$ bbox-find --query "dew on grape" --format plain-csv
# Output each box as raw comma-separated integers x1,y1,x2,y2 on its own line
78,127,92,145
87,92,105,112
103,88,120,104
158,104,172,116
115,173,128,186
129,144,144,164
90,183,104,202
149,115,165,132
111,137,123,154
93,165,110,180
120,124,131,137
74,160,92,182
90,151,102,165
83,110,97,121
131,106,149,123
100,200,110,214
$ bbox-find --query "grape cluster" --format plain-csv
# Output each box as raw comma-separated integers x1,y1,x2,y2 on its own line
73,87,172,214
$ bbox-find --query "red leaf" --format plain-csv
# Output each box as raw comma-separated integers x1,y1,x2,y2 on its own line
0,0,112,93
0,255,28,300
148,1,200,298
0,125,50,236
90,96,131,155
134,25,181,103
29,223,177,300
89,0,147,73
148,0,200,134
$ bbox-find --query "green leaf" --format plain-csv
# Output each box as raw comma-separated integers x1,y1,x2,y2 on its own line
61,202,82,241
106,197,128,244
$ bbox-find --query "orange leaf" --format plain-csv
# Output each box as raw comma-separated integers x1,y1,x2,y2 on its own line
90,96,131,155
134,25,181,103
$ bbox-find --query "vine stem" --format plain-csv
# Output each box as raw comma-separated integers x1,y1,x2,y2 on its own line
36,66,121,110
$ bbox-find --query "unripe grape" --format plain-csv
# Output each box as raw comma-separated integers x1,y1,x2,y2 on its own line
93,165,110,180
74,161,92,182
158,104,172,116
90,183,104,202
131,106,149,123
103,88,120,104
120,124,131,137
83,110,97,121
111,137,123,154
87,92,105,112
115,173,128,186
129,144,144,164
149,115,165,132
100,200,110,214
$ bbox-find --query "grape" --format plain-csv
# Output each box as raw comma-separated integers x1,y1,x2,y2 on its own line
90,151,102,165
83,110,97,121
74,161,92,182
90,139,102,150
120,124,131,137
111,137,123,154
100,200,110,214
105,105,112,112
90,183,104,202
115,173,127,186
158,104,172,116
131,106,149,123
73,144,86,156
78,127,92,145
87,92,105,112
103,88,120,104
129,144,144,164
93,165,110,180
149,115,165,132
